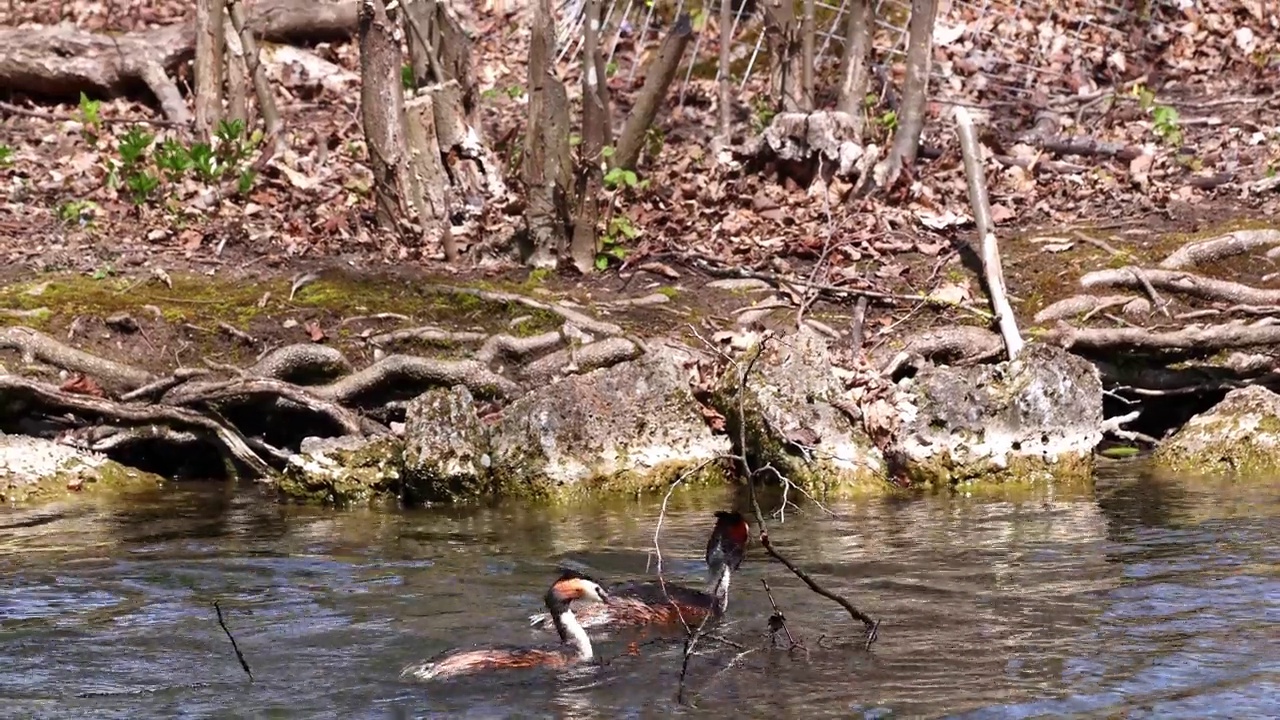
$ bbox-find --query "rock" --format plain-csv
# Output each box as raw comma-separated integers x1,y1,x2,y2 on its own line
889,343,1102,485
489,343,731,497
1152,385,1280,475
0,434,163,504
278,434,403,506
715,327,885,493
401,386,492,502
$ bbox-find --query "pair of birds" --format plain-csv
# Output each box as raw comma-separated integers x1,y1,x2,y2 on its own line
402,510,751,681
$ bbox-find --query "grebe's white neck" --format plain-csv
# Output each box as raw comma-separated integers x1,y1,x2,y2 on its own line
550,608,593,660
705,560,732,615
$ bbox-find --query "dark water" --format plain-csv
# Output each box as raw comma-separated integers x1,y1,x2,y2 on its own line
1,465,1278,719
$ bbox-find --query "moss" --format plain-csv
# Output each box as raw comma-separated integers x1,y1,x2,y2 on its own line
656,285,680,299
1151,412,1280,476
275,437,404,507
902,450,1096,489
1,458,165,506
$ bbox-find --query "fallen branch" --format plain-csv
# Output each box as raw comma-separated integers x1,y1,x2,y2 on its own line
955,106,1022,361
1033,294,1138,324
213,601,254,682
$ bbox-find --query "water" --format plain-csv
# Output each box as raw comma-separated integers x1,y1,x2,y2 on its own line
1,465,1278,719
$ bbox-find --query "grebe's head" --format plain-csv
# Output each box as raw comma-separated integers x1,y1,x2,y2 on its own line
705,510,750,571
546,569,612,609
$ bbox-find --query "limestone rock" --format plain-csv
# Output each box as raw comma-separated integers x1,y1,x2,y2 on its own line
716,327,885,493
0,434,163,504
489,343,731,496
1153,385,1280,475
401,386,492,501
278,434,403,506
890,343,1102,485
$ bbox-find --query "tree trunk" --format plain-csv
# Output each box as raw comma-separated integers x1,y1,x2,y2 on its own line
521,0,574,268
762,0,801,112
836,0,871,137
226,0,282,154
570,0,610,274
800,0,815,112
716,0,733,141
876,0,937,191
404,93,456,260
223,10,248,125
358,0,421,241
615,13,693,171
194,0,225,142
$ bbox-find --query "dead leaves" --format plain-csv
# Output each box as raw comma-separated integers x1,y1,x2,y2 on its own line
60,374,105,398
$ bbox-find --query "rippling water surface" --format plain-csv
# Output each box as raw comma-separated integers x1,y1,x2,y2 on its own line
1,464,1278,719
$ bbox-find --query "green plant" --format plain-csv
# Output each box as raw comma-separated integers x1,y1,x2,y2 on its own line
0,144,12,168
750,97,776,133
117,127,154,167
596,214,637,270
877,110,898,131
401,64,416,89
155,138,194,181
78,92,102,131
90,263,116,280
1151,105,1181,146
505,84,524,99
125,170,160,204
643,126,665,161
58,199,99,226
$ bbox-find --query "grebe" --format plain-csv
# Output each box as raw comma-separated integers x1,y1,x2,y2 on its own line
400,570,612,682
528,510,750,632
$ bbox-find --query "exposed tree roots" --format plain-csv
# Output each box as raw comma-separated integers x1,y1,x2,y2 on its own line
0,308,645,482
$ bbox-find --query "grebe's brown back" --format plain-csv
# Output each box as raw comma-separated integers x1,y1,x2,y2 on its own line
401,570,611,682
529,510,749,632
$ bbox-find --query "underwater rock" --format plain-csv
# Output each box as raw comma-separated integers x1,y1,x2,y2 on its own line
889,343,1102,485
1152,385,1280,476
713,326,886,493
400,386,492,501
488,342,731,496
0,433,163,504
278,434,402,506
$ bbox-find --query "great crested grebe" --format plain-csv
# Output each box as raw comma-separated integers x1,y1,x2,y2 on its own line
400,570,612,682
529,510,750,632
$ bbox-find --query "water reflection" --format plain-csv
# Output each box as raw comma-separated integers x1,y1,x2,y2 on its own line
0,466,1277,718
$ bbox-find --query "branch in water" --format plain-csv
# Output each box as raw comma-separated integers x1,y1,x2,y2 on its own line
214,601,254,682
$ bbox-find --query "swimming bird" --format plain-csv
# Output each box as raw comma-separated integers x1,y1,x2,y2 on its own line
528,510,750,632
401,569,611,681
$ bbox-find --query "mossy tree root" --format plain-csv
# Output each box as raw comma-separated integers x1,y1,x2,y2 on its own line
0,326,155,393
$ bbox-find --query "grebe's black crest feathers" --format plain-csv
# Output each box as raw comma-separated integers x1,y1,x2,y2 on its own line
555,567,603,585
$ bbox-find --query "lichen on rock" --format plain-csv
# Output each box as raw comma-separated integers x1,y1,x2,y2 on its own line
488,343,732,498
0,433,164,504
889,342,1102,486
400,385,493,502
277,434,403,506
714,327,886,495
1152,385,1280,476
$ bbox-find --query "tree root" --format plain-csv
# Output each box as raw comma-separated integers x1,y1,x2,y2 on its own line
247,344,353,384
1159,229,1280,270
161,378,374,436
1048,320,1280,354
0,326,154,393
521,338,643,382
1081,268,1280,306
0,375,271,477
1033,294,1139,324
872,326,1004,375
313,354,521,403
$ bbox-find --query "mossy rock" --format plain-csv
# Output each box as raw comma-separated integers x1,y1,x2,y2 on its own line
0,435,164,505
276,435,404,506
1152,385,1280,476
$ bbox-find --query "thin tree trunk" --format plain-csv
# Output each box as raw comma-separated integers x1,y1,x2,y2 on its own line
522,0,574,267
570,0,609,274
878,0,938,190
836,0,872,137
800,0,815,111
194,0,225,142
223,10,248,125
357,0,418,238
615,13,693,171
716,0,733,140
226,0,283,154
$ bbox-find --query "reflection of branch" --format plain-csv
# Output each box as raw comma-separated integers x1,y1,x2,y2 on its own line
214,601,254,682
761,578,805,654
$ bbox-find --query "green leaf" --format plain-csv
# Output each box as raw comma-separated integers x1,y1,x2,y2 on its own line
595,254,609,271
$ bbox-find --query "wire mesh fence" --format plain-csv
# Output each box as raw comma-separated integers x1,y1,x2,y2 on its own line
552,0,1159,132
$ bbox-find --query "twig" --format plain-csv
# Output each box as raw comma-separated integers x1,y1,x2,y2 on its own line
213,601,254,682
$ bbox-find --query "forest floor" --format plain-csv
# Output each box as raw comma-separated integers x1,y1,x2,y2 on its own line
2,0,1279,372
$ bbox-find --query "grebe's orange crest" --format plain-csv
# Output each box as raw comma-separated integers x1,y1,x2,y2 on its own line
550,569,611,603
